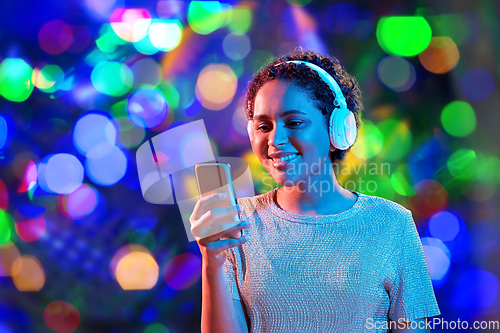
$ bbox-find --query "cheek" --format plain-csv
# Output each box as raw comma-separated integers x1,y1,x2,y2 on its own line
253,136,266,152
296,135,330,160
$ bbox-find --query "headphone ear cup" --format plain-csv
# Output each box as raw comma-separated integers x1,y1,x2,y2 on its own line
247,121,256,154
329,107,357,150
343,112,357,147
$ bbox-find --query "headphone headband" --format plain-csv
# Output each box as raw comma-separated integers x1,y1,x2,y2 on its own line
273,60,348,110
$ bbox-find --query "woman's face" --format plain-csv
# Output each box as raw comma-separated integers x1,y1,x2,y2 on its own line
251,79,335,187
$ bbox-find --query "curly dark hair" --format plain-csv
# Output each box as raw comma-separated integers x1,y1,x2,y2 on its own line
245,47,363,163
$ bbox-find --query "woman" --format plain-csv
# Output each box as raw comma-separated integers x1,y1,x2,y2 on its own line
190,48,440,333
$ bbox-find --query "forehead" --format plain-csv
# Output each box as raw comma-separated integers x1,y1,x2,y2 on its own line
253,80,319,119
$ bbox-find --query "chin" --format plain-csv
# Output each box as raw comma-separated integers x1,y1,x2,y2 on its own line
271,172,305,188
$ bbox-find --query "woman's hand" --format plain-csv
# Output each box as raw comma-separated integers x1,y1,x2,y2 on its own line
190,192,251,270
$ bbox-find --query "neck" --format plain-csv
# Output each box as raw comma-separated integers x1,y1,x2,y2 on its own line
275,171,356,217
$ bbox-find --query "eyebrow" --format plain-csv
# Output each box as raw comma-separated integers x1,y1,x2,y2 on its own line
253,110,308,121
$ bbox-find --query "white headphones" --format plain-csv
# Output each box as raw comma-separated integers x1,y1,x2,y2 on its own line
247,60,357,154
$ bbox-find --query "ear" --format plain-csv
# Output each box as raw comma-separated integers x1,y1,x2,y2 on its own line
247,120,256,154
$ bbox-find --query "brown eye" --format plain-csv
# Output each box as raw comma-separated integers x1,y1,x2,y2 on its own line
288,121,303,127
257,124,270,131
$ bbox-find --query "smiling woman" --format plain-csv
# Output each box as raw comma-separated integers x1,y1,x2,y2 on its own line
192,48,440,333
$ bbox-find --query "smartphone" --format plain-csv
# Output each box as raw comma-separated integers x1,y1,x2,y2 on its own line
194,162,242,239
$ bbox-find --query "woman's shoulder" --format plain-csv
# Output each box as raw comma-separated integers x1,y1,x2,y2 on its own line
355,191,413,221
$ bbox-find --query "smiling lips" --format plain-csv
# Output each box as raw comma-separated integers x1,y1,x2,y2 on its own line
270,153,300,168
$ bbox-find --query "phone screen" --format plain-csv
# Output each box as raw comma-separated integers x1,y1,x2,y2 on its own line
195,162,242,239
196,164,230,196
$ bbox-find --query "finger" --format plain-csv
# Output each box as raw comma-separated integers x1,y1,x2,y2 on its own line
192,192,227,221
193,204,243,235
216,220,251,240
221,228,244,240
208,234,249,253
200,220,250,244
208,204,243,221
199,220,250,245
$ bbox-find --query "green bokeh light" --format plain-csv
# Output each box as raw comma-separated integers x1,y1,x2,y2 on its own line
187,1,227,35
441,101,476,137
96,33,117,54
376,16,432,56
0,210,12,244
355,174,395,200
228,60,244,78
91,61,133,97
475,152,500,184
249,50,274,73
426,14,470,46
0,58,34,102
159,82,179,109
352,120,384,159
390,164,415,196
447,149,477,180
39,65,65,93
286,0,313,5
96,24,128,54
144,323,170,333
377,119,413,161
228,7,252,33
110,100,128,118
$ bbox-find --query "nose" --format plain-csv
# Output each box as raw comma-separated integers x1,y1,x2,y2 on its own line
268,124,288,147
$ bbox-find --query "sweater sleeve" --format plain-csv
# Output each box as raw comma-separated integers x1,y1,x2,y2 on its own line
223,246,243,300
387,210,441,322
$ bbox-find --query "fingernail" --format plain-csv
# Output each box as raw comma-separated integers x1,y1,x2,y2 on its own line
218,192,226,199
237,205,243,212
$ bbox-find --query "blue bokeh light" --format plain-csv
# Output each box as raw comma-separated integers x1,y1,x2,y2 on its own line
421,237,451,287
38,153,84,194
73,113,117,157
0,115,8,150
427,210,461,242
127,88,168,128
452,269,499,308
460,67,495,101
85,143,127,186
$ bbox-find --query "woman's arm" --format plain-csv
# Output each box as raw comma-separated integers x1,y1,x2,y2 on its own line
201,264,248,333
391,318,429,333
190,192,251,333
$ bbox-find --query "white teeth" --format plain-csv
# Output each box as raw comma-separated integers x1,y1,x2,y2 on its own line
274,154,299,162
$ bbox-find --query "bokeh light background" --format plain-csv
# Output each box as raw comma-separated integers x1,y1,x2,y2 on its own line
1,0,500,332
